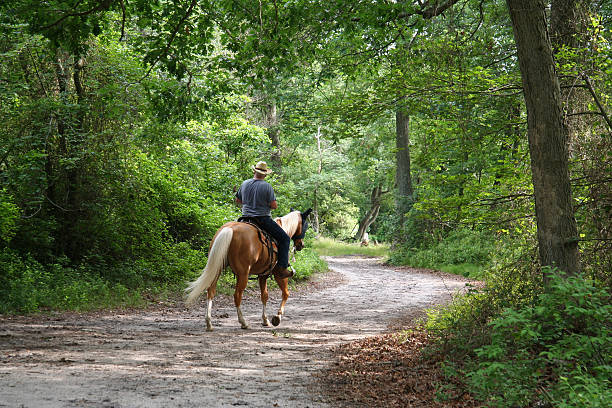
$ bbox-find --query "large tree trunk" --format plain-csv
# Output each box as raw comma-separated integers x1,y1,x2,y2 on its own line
395,107,413,225
551,0,591,148
506,0,580,275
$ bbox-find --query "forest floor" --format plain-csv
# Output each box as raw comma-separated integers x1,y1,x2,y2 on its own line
0,256,477,408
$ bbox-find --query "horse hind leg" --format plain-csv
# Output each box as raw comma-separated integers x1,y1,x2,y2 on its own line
259,276,271,327
205,285,216,332
234,272,250,329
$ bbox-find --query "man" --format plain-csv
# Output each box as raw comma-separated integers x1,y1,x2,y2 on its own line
235,161,292,279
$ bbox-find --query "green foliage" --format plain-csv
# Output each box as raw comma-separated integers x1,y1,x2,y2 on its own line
389,228,496,278
290,246,329,281
466,270,611,407
0,190,19,243
0,15,269,313
0,240,213,313
424,235,540,357
0,248,141,313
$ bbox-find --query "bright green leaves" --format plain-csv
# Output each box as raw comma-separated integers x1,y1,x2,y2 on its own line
468,269,612,407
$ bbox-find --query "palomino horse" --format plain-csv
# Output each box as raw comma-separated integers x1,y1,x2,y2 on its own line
185,209,311,331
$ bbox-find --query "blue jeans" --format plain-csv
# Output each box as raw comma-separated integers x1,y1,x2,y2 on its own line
256,216,290,268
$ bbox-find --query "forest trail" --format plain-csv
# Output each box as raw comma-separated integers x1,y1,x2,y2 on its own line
0,256,470,408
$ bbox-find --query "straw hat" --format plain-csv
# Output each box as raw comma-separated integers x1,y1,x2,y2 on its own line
252,161,273,175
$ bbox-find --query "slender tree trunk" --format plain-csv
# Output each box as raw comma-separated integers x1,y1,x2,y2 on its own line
55,50,69,157
506,0,580,275
356,185,383,241
53,50,72,257
395,107,413,226
265,100,282,172
312,126,323,236
550,0,589,50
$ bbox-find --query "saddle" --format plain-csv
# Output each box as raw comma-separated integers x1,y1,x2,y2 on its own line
237,217,278,279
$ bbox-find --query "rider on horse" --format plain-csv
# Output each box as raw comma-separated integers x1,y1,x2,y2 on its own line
235,161,293,279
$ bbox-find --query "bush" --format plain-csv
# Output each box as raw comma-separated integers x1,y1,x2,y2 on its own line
291,247,328,281
389,228,495,278
0,249,144,313
465,269,611,407
0,189,19,243
0,249,43,313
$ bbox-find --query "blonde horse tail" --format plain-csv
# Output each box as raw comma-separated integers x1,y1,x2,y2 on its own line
185,227,233,306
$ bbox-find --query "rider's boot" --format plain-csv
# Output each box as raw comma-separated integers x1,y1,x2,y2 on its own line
272,264,293,279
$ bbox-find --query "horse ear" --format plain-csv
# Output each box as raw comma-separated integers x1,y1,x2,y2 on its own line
290,207,295,212
302,208,312,218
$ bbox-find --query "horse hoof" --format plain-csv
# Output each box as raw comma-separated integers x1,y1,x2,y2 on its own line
206,326,214,332
241,325,250,330
262,320,270,327
271,315,281,326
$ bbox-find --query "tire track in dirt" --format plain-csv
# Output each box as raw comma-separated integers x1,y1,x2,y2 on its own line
0,256,470,407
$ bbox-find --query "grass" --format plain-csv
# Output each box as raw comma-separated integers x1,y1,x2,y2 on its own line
311,237,390,258
437,263,483,278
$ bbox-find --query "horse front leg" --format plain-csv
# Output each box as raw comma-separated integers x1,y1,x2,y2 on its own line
271,276,290,327
258,276,271,327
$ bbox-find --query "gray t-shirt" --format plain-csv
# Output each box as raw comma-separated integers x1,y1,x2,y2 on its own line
235,178,276,217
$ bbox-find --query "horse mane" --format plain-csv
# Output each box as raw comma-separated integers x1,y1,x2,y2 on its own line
275,211,301,237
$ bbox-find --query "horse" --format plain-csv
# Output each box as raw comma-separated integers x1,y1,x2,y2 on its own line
185,209,312,331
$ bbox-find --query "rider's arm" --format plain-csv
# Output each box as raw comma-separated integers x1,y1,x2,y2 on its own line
235,183,243,207
270,200,278,210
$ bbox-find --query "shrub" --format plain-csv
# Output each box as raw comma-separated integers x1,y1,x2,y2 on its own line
0,249,43,313
290,247,328,281
0,189,19,243
466,269,611,407
389,228,495,278
0,249,144,313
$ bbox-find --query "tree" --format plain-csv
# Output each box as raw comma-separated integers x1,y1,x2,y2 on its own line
395,106,414,226
506,0,580,274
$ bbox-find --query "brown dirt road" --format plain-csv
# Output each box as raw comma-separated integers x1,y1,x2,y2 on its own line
0,256,471,407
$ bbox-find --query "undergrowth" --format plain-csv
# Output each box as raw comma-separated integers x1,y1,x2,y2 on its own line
0,242,206,313
388,228,495,279
426,265,611,407
1,241,328,313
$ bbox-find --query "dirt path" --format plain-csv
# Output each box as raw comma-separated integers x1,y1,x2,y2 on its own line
0,256,470,408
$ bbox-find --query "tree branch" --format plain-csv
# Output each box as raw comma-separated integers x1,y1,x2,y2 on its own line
566,111,606,118
582,74,612,135
40,0,113,31
409,0,463,19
